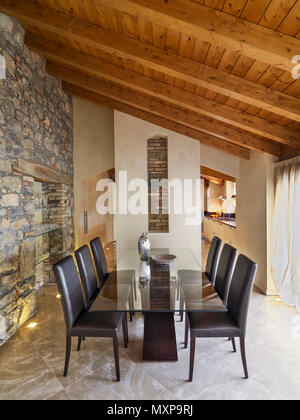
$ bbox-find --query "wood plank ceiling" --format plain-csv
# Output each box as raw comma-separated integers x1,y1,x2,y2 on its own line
1,0,300,159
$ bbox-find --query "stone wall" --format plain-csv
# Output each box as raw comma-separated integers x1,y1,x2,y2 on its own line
0,14,74,344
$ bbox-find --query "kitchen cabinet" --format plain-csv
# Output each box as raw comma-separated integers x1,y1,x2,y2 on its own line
226,225,238,248
204,217,238,248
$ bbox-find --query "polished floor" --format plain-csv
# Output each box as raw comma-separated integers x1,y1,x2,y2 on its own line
1,243,300,400
1,285,300,400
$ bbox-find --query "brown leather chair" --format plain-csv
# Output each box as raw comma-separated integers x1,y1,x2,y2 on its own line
205,236,223,286
53,256,128,382
90,238,109,288
90,237,136,320
179,236,223,287
184,243,238,345
75,245,100,308
214,244,238,306
178,236,223,321
186,255,258,382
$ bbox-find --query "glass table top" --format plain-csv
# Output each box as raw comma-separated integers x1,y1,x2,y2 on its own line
90,248,226,313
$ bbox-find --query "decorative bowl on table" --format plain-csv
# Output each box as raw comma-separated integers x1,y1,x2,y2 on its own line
151,254,177,266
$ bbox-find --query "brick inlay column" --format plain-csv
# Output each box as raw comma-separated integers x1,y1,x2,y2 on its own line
147,137,169,233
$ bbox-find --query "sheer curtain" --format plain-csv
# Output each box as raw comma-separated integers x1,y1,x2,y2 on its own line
272,157,300,311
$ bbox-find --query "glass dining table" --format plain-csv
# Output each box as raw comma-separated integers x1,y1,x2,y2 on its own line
90,248,226,362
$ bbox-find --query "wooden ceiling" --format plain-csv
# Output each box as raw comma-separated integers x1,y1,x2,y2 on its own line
2,0,300,159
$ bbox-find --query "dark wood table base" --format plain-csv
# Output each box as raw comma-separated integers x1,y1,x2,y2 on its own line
143,312,178,361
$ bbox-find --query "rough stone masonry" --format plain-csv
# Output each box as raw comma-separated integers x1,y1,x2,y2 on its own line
0,14,74,344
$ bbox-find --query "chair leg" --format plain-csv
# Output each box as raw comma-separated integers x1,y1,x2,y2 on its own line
179,291,184,322
77,337,82,352
184,313,189,349
64,335,72,377
189,336,196,382
240,337,249,379
180,311,184,323
129,289,134,322
131,284,135,317
122,314,129,348
133,278,137,300
113,336,121,382
231,337,237,353
176,281,181,315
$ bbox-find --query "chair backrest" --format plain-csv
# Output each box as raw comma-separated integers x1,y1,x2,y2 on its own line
53,256,85,332
215,244,238,305
90,237,108,286
205,236,222,285
75,245,99,305
227,255,258,335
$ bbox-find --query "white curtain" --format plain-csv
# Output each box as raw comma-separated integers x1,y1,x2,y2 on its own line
272,158,300,311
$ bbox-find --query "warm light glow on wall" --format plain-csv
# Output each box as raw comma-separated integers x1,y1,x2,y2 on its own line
27,323,38,329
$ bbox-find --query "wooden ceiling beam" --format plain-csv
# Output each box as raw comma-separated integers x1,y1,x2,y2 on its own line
25,33,300,148
280,145,300,160
1,0,300,122
96,0,300,73
201,175,225,187
46,62,281,156
62,82,250,160
201,166,236,183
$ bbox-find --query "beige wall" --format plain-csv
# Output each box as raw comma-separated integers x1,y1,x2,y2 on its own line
237,151,277,295
114,111,201,263
200,143,240,179
73,97,115,248
201,145,277,295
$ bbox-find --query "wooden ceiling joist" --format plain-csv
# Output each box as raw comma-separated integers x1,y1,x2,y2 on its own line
280,145,300,160
96,0,299,73
201,167,236,183
62,82,250,160
46,62,281,156
1,0,300,123
201,175,224,187
25,33,300,148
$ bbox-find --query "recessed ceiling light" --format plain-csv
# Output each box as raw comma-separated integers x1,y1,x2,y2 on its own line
56,294,61,299
27,323,37,329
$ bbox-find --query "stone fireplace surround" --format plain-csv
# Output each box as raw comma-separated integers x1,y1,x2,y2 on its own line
0,163,74,346
18,159,73,287
0,14,74,344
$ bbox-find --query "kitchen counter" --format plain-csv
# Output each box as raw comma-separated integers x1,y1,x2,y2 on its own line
205,216,236,229
204,216,238,248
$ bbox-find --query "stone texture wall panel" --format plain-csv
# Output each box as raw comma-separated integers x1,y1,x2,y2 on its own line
0,14,74,345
